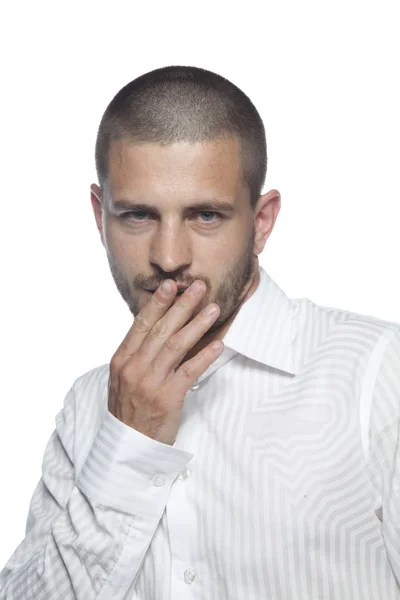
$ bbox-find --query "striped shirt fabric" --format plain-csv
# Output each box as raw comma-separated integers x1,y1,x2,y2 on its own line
1,264,399,599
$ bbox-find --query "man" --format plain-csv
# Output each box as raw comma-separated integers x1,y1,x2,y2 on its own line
0,65,399,600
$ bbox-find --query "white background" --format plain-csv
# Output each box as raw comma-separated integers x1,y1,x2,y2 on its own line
0,0,399,568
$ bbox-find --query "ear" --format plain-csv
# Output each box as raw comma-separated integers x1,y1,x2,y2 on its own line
90,183,105,246
253,189,281,255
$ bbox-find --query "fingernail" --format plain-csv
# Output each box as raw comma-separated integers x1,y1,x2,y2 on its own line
204,304,218,315
190,281,204,295
161,280,173,294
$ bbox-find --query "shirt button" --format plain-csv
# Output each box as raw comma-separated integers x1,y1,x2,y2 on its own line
184,568,196,584
190,379,200,390
152,474,166,487
178,467,191,480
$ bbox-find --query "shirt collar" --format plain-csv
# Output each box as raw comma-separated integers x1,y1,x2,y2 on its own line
222,265,299,375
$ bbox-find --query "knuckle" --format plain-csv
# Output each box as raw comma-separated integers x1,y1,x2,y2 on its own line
118,364,132,385
118,360,140,385
151,319,169,339
110,353,122,374
133,313,151,333
176,298,190,311
164,335,182,353
180,361,194,379
152,293,169,309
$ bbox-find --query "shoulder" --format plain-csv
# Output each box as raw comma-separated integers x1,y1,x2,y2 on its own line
293,296,400,352
289,297,400,382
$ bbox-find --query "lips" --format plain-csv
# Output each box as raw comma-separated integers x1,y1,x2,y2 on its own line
144,286,188,294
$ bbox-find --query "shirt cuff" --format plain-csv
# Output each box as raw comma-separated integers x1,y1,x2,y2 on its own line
76,409,194,515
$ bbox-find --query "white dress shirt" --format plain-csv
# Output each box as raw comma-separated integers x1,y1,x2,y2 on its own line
1,265,399,599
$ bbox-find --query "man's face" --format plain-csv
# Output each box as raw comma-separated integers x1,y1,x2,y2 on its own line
92,137,259,333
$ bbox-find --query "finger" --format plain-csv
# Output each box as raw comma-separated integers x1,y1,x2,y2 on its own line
144,302,221,386
115,279,179,361
133,280,210,369
168,339,225,394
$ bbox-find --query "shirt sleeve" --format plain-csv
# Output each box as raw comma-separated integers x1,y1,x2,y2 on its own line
0,384,193,600
367,324,400,585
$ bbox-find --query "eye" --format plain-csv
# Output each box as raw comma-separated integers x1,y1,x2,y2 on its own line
198,211,220,223
120,210,223,226
121,210,149,221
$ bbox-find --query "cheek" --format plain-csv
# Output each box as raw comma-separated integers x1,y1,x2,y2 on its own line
205,236,244,262
195,231,235,256
105,223,143,262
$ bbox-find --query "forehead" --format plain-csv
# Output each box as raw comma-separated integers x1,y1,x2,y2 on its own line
107,137,246,200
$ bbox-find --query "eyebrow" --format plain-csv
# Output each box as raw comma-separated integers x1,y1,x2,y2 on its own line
112,198,236,214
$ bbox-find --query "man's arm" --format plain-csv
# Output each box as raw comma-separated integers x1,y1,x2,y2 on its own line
1,276,221,599
0,383,192,600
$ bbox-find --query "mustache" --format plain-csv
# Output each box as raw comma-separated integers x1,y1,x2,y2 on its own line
144,280,192,288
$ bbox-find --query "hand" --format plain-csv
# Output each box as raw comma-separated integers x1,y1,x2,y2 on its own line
108,279,224,445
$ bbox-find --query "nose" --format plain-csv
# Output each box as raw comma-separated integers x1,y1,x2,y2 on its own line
149,220,192,273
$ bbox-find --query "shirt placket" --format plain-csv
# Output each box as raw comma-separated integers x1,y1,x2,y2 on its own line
166,385,203,599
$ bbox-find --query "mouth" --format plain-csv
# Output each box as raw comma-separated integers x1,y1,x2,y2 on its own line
144,287,188,296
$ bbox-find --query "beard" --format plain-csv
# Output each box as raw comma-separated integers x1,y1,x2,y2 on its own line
106,225,256,333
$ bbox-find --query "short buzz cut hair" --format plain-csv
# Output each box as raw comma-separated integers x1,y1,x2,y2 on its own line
95,65,267,209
